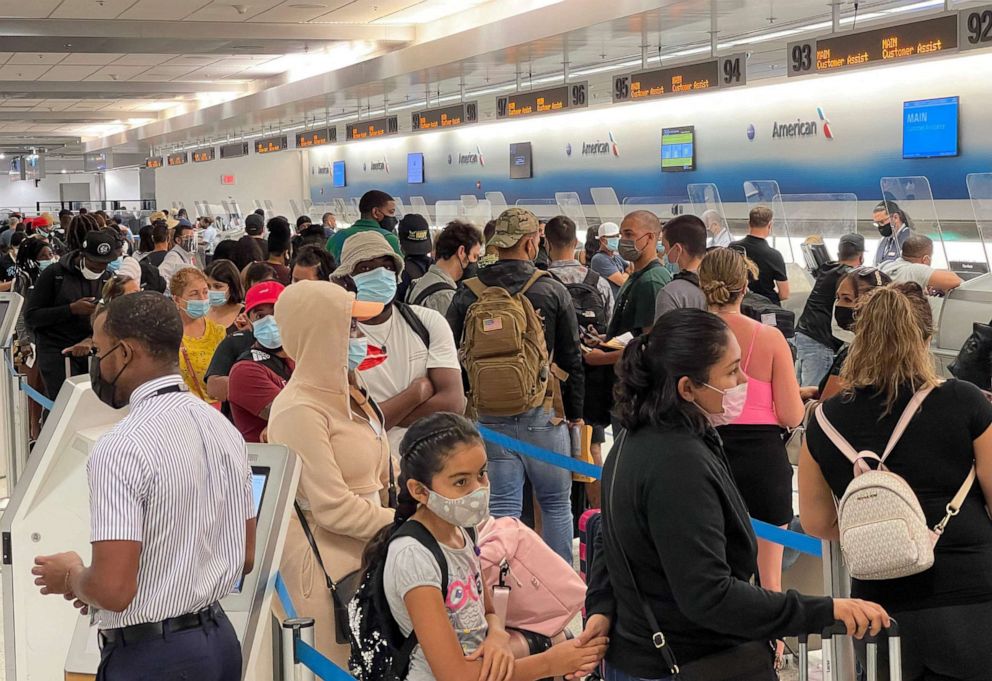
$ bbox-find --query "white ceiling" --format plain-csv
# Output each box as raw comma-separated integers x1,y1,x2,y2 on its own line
0,0,959,155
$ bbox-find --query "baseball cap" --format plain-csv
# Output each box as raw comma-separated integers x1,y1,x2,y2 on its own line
148,210,179,229
333,230,404,280
839,233,866,252
245,281,285,314
397,214,432,256
117,256,142,282
488,208,540,249
598,222,620,238
37,212,54,227
81,230,118,263
244,213,265,234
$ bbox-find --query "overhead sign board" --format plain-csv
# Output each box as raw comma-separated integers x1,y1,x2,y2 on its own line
612,54,745,103
192,147,215,162
167,152,188,166
255,135,288,154
412,102,478,130
220,142,249,159
145,156,164,169
346,116,399,140
496,83,587,119
295,127,336,148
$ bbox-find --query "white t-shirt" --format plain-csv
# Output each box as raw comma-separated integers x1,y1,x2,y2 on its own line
359,305,460,453
880,257,933,289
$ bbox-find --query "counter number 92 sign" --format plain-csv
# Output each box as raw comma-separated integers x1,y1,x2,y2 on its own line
960,4,992,51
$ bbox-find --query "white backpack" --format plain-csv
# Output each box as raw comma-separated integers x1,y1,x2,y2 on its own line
815,387,976,581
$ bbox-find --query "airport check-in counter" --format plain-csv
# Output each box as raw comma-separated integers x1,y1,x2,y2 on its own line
931,272,992,376
1,376,301,681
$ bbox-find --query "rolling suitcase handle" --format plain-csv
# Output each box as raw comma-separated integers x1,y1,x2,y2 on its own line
798,620,900,681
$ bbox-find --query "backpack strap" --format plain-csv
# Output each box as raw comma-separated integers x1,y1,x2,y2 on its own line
814,404,882,476
518,269,547,297
410,281,456,306
394,302,431,349
464,276,486,298
582,268,601,289
879,386,934,463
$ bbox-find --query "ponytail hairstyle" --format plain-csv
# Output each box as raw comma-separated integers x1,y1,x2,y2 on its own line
360,412,483,571
840,282,939,415
614,308,732,435
698,247,758,308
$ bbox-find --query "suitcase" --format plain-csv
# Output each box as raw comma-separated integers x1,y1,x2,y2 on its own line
798,621,901,681
577,508,601,583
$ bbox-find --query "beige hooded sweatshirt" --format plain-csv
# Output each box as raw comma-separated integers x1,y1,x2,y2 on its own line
268,280,394,663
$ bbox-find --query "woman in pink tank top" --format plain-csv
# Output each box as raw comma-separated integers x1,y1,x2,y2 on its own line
699,248,805,667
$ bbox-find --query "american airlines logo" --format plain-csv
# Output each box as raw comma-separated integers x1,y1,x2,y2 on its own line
771,107,833,141
456,145,486,166
572,131,620,156
367,155,390,173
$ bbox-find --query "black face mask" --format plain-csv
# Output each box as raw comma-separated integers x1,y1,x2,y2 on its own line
876,222,893,238
378,215,398,233
834,306,856,331
90,344,129,409
460,261,479,281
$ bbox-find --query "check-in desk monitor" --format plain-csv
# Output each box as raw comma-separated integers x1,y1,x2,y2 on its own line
1,376,301,681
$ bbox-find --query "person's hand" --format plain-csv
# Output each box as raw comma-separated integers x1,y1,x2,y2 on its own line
581,328,605,348
569,418,585,429
62,339,93,357
31,552,84,596
69,298,97,316
547,636,609,679
800,386,820,402
259,427,268,444
564,614,611,679
234,313,251,331
414,376,435,403
64,590,89,615
466,627,515,681
833,598,891,639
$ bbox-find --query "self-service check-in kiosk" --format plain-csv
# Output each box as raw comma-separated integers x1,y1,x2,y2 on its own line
2,376,301,681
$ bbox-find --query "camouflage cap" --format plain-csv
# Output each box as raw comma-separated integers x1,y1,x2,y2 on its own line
487,207,540,249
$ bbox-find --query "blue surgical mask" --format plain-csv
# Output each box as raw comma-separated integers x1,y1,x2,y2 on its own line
348,337,369,371
106,256,124,273
37,259,54,272
352,267,397,305
208,290,227,307
185,298,210,319
606,237,619,251
662,244,681,275
252,315,282,350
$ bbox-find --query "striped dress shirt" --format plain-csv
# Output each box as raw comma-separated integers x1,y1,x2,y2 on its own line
87,374,253,629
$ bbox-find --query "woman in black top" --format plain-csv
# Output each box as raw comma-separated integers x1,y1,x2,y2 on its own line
801,283,992,681
580,308,888,681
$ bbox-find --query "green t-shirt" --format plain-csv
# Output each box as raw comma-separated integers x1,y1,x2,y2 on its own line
327,219,403,261
608,261,672,337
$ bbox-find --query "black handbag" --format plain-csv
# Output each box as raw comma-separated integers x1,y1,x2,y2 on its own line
605,432,776,681
949,322,992,391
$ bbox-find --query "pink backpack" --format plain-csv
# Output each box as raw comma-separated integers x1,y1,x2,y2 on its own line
477,516,586,637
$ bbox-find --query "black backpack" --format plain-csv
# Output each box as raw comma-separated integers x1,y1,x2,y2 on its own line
348,520,475,680
741,291,795,339
560,269,609,335
949,322,992,391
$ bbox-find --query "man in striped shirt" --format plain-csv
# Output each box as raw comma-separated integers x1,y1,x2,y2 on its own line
32,292,255,681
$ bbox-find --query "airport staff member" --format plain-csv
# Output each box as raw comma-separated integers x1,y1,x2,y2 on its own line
31,292,255,681
873,201,911,265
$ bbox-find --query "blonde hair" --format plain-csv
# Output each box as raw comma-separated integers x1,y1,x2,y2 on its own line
840,283,939,414
169,266,208,298
698,247,759,307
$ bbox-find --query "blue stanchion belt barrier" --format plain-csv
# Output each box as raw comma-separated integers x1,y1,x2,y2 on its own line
476,425,823,558
274,571,354,681
4,353,55,411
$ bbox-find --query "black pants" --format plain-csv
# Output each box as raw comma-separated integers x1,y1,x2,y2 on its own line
96,610,242,681
37,350,87,401
854,600,992,681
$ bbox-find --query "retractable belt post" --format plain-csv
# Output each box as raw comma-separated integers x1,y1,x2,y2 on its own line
281,617,316,681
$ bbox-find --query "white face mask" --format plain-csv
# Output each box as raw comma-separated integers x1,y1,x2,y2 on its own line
80,264,104,280
697,382,748,428
425,486,490,528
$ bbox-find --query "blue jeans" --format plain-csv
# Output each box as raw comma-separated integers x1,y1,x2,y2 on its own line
794,332,835,387
479,407,574,563
603,662,669,681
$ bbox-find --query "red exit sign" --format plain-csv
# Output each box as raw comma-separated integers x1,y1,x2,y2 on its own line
221,175,235,185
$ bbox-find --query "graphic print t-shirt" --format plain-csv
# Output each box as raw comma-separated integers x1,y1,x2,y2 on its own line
384,528,487,681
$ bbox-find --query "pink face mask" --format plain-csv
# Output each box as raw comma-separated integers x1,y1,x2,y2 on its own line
698,382,748,427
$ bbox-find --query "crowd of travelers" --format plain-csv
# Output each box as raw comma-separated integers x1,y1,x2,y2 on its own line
15,192,992,681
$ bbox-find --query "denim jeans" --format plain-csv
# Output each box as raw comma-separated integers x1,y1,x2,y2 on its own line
603,662,669,681
794,332,835,387
478,407,574,563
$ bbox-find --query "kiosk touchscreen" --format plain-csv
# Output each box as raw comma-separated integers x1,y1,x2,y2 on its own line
1,377,301,681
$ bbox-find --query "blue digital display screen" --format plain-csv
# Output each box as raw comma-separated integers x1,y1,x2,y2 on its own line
902,97,958,159
332,160,346,187
407,152,424,184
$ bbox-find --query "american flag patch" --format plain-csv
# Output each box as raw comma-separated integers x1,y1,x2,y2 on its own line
483,318,503,332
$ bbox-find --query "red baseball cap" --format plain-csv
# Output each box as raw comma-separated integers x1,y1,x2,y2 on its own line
245,281,285,313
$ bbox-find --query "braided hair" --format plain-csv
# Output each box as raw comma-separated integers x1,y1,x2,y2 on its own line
360,412,483,571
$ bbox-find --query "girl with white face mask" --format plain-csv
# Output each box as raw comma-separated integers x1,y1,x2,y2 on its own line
578,308,888,681
698,247,806,669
